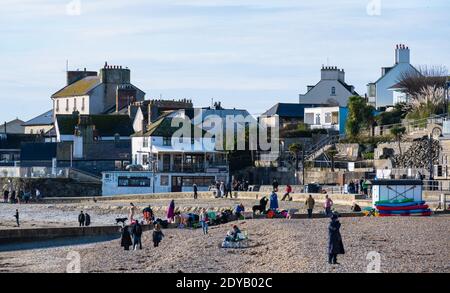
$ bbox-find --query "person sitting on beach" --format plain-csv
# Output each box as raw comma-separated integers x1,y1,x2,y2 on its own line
120,225,132,251
225,225,242,242
152,223,165,247
351,202,361,212
234,203,245,219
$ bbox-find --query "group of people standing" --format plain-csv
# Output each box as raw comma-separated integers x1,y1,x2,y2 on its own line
77,211,91,226
120,202,165,251
346,178,369,195
2,187,41,204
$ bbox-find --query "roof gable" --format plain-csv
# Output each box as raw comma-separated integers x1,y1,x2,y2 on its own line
51,76,101,99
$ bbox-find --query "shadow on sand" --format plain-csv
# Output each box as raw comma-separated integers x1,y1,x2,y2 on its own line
0,234,120,252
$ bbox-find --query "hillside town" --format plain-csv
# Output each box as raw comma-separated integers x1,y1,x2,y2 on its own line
1,44,449,198
0,43,449,274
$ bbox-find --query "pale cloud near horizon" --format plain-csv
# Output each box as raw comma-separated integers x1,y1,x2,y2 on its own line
0,0,449,120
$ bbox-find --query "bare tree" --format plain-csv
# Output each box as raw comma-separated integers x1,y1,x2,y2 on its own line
397,65,448,112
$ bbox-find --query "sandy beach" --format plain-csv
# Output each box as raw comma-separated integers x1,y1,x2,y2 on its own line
0,215,448,273
0,197,354,229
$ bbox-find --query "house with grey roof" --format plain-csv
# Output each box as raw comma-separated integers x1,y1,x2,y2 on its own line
22,109,54,135
367,44,419,108
51,63,145,118
1,118,25,134
299,66,358,107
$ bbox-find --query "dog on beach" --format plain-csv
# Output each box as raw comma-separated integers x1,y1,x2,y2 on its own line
252,196,268,216
115,217,128,226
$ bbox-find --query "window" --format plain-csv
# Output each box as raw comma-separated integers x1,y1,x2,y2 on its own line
74,98,77,110
118,176,151,187
160,175,169,186
56,100,59,112
30,129,34,134
331,87,336,95
134,154,138,165
82,98,85,111
315,114,321,125
163,137,171,146
143,138,148,148
65,99,69,111
325,112,332,124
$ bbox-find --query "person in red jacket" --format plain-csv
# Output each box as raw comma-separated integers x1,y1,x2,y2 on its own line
282,184,293,201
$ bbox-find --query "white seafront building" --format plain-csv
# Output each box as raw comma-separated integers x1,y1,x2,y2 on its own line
102,110,229,195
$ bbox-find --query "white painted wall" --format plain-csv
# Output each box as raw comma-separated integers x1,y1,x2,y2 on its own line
299,80,354,106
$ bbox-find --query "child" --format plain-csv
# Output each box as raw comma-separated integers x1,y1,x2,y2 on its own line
152,223,165,247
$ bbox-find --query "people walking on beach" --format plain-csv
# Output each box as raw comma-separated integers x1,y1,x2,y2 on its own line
14,209,19,227
305,194,315,219
120,225,132,251
199,209,209,235
272,178,279,192
167,200,175,223
152,223,164,247
282,184,292,201
219,182,225,198
131,221,143,250
324,195,333,216
84,212,91,226
3,190,8,203
269,190,279,211
328,213,345,265
35,188,41,201
193,183,198,200
129,203,137,223
225,181,232,198
10,190,16,204
78,211,85,227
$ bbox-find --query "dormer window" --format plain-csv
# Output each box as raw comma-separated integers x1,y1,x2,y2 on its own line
331,87,336,96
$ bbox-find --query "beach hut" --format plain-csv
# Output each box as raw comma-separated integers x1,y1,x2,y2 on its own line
369,180,423,208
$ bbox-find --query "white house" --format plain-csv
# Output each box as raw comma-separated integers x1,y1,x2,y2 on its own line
299,66,358,107
304,106,348,135
51,64,145,119
367,44,419,108
102,110,229,195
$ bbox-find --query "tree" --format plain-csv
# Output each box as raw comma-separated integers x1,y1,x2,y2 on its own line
390,126,406,155
325,148,338,172
397,65,448,116
288,143,302,171
346,96,375,138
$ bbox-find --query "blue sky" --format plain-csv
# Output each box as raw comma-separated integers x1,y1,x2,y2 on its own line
0,0,449,122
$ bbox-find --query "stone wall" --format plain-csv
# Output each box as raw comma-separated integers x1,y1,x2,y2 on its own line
0,178,101,197
393,138,440,168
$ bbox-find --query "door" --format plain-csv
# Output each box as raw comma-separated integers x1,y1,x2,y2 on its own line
171,176,182,192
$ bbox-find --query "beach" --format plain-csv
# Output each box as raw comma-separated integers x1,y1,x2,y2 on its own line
0,215,448,273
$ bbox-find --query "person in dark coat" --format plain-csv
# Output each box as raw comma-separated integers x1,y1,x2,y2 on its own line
328,213,345,264
132,221,143,250
78,211,85,227
152,223,164,247
14,209,19,227
84,213,91,226
121,225,132,250
3,190,9,203
272,179,279,192
193,184,198,200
